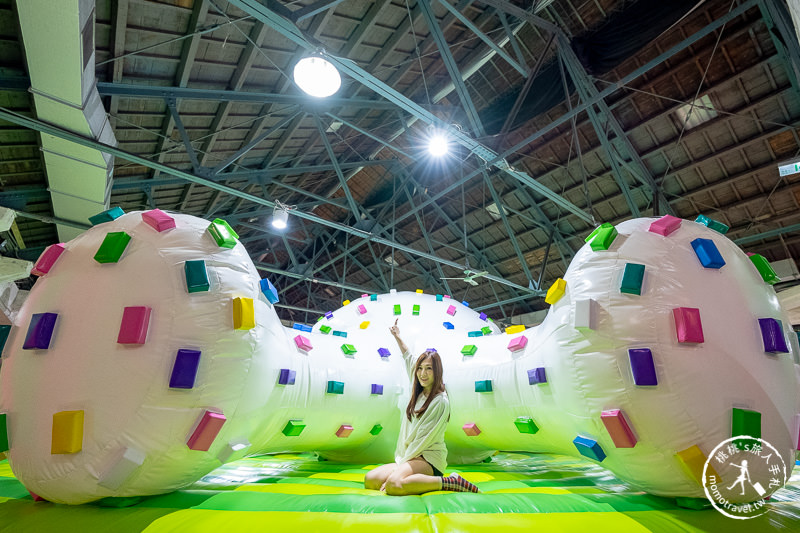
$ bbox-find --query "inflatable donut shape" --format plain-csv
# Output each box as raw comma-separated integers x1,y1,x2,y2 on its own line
0,211,797,504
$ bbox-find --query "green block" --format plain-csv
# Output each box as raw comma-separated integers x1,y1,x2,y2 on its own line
89,206,124,226
94,231,132,263
676,497,711,510
393,305,401,315
585,223,618,251
317,316,324,322
319,325,331,334
0,324,10,353
481,326,492,335
0,413,8,452
749,254,781,285
184,260,210,293
732,407,761,440
412,304,420,316
474,379,493,393
620,263,645,295
327,380,345,394
514,416,539,435
695,214,729,234
341,344,357,355
207,218,239,248
369,424,383,436
461,344,477,356
468,330,483,337
282,420,306,437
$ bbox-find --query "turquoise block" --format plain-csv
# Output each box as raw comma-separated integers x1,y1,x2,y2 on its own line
89,206,124,226
184,260,210,293
620,263,645,295
573,435,606,462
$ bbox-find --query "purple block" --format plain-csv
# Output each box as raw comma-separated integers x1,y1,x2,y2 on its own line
628,348,657,386
371,383,384,395
426,348,438,353
378,347,391,358
169,349,201,389
758,318,789,353
23,312,58,350
325,311,333,319
479,312,487,321
279,368,297,385
527,367,547,385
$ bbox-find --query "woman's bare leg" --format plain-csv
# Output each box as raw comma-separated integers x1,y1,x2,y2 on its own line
364,462,398,490
384,457,442,496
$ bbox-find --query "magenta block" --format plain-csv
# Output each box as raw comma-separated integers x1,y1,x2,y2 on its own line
648,215,682,236
507,336,528,352
187,411,226,451
32,243,66,276
446,305,456,316
357,305,367,315
294,335,313,352
336,424,353,438
117,306,152,344
601,409,637,448
142,209,176,232
673,307,704,343
463,423,481,436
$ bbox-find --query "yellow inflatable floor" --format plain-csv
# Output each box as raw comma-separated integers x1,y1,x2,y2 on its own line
2,452,800,532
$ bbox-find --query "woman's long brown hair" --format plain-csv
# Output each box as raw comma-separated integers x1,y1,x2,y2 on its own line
405,350,446,421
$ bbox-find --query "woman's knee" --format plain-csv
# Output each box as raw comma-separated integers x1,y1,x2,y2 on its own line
364,471,382,490
383,476,406,496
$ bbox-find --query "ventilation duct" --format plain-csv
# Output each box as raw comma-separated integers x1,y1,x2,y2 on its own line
16,0,115,241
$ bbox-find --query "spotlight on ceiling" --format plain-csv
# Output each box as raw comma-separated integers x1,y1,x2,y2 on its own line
428,132,449,157
272,204,289,230
293,54,341,98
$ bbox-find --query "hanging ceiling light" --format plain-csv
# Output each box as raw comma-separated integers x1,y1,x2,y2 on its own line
293,53,341,98
428,132,449,157
272,202,290,230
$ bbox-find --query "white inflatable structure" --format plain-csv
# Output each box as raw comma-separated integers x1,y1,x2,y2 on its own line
0,210,798,504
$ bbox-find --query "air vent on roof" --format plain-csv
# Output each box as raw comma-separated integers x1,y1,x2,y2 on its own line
486,202,505,221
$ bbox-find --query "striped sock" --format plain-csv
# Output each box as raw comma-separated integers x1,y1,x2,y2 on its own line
440,473,480,493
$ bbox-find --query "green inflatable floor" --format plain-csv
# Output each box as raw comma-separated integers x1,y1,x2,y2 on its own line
2,453,800,532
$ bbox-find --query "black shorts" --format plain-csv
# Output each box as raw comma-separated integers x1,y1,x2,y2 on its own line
423,458,443,477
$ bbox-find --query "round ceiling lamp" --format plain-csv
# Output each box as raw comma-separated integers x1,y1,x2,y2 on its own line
428,133,449,157
271,205,289,229
293,55,342,98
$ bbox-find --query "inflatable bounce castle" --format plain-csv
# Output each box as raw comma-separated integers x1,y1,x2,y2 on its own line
0,208,797,505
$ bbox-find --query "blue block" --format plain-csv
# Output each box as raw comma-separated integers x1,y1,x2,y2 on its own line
169,349,201,389
690,238,725,269
292,323,312,332
629,348,657,386
573,435,606,462
259,278,280,304
462,300,470,307
527,367,547,385
443,322,454,330
89,206,124,226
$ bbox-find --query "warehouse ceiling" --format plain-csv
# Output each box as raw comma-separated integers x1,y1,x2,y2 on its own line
1,0,800,324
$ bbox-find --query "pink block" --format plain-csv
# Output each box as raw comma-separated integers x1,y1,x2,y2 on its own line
32,243,66,276
361,294,369,298
357,305,367,315
673,307,704,343
462,423,481,436
117,306,152,344
648,215,682,236
601,409,637,448
187,410,226,451
336,424,353,438
507,336,528,352
28,490,46,502
142,209,176,232
443,295,451,299
294,335,313,352
446,305,456,316
796,414,800,451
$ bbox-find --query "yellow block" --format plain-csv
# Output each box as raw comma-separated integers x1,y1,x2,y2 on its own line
415,289,423,294
232,297,255,330
676,445,718,485
343,300,351,306
51,410,84,454
545,278,566,305
505,325,525,334
360,321,370,329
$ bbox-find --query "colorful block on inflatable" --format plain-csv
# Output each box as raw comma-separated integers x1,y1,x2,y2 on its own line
0,210,798,510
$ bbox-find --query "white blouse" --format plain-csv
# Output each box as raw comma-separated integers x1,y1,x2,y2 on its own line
394,350,450,474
